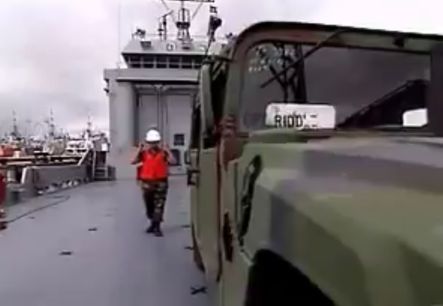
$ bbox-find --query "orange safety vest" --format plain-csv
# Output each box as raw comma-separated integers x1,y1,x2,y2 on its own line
139,149,168,181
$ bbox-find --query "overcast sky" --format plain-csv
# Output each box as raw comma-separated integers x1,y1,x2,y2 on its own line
0,0,441,136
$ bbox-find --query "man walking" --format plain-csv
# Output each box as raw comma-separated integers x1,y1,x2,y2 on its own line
132,129,175,236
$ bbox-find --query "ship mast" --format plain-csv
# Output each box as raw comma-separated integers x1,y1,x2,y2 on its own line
175,0,191,42
11,110,19,139
86,115,93,139
49,109,55,139
43,109,56,141
159,0,217,42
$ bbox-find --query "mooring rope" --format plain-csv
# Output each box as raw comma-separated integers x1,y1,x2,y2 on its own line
5,195,71,224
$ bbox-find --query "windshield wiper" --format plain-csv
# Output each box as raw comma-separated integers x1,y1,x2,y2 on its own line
260,29,346,89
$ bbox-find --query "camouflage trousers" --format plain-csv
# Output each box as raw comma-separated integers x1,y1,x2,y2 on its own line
141,180,168,223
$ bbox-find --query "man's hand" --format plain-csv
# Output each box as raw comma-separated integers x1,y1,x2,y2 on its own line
162,143,172,153
131,143,144,165
137,143,145,153
162,144,176,165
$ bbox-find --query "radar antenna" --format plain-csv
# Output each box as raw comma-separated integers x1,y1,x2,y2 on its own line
207,4,222,42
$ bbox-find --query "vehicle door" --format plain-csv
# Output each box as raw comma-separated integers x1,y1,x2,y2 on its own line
188,65,221,284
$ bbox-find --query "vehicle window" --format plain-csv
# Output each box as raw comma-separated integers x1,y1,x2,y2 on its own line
239,41,430,132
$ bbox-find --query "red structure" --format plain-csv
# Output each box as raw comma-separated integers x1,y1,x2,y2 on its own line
0,145,14,157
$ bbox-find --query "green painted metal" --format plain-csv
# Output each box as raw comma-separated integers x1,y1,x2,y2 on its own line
190,21,443,306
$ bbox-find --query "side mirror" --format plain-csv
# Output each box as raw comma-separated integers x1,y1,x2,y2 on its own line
184,150,190,165
187,168,199,186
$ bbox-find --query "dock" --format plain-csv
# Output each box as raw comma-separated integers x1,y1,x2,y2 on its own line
0,176,209,306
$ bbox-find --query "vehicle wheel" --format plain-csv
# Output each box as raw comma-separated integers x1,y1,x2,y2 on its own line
244,250,334,306
192,224,205,272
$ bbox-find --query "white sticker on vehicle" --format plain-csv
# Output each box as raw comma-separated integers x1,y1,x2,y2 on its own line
265,103,336,130
402,108,427,127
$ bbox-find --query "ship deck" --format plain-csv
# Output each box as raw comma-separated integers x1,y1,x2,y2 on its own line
0,176,209,306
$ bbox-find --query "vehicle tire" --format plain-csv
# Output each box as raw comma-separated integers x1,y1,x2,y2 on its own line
244,250,334,306
191,224,205,272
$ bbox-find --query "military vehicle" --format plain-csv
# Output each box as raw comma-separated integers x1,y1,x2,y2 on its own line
187,21,443,306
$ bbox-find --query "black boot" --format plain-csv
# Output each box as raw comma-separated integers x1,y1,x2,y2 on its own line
154,222,163,237
146,221,155,233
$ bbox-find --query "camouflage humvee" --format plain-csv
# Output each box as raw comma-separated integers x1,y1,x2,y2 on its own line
187,21,443,306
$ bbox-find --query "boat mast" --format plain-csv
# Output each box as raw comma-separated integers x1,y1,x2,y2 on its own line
160,0,217,42
11,111,19,139
86,115,93,139
49,109,55,139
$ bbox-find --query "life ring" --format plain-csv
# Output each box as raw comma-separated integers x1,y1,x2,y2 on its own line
166,43,175,52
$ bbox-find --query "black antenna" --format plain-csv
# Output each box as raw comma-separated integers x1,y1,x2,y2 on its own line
157,11,174,40
194,2,222,94
207,5,221,43
159,0,177,40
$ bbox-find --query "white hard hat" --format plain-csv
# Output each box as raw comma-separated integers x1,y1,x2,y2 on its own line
145,129,161,142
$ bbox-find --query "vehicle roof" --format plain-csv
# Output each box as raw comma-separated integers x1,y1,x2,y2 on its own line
243,21,443,39
219,21,443,57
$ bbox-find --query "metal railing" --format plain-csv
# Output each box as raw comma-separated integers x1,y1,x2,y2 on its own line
3,150,93,202
21,164,89,197
0,155,81,167
1,146,116,205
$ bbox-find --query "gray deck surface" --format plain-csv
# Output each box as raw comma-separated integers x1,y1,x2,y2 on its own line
0,177,209,306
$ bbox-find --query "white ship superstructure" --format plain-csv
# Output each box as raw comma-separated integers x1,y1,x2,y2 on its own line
104,0,225,174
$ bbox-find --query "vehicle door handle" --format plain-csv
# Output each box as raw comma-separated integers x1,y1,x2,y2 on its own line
238,155,262,245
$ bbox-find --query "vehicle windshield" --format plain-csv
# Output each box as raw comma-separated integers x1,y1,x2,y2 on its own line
239,39,430,132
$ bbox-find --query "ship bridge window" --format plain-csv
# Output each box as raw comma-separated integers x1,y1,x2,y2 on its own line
181,56,193,69
169,56,180,68
125,54,203,69
179,55,203,69
156,55,167,68
127,55,142,68
193,56,204,69
143,56,155,68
